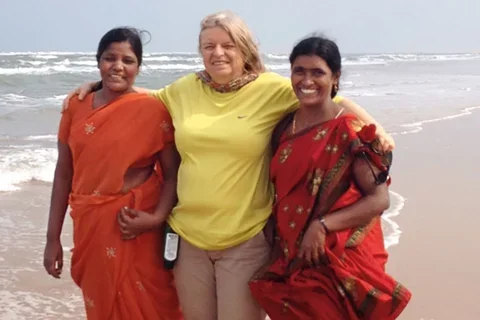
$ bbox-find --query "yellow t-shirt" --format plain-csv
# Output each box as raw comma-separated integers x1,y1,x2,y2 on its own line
151,72,343,250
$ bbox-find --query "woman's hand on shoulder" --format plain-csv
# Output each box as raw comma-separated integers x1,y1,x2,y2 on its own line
338,97,396,152
62,81,98,112
375,129,395,152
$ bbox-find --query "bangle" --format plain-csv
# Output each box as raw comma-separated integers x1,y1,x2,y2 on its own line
319,217,330,234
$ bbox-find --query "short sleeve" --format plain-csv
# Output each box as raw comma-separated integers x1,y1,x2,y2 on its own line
149,88,166,103
333,95,344,104
57,110,72,143
271,75,299,114
149,74,195,116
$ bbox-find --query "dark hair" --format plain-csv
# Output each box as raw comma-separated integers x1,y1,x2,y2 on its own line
289,35,342,97
96,27,149,66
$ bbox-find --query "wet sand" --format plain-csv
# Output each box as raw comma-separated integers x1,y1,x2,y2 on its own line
387,109,480,320
0,183,84,319
2,110,480,319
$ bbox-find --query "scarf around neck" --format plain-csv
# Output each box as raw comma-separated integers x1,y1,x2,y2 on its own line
196,70,258,93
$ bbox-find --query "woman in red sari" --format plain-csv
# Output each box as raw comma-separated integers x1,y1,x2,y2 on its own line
249,36,411,319
43,28,183,319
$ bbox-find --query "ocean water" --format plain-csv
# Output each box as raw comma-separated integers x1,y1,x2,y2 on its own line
1,51,480,319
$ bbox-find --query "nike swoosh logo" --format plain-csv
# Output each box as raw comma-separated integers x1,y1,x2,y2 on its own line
237,115,247,119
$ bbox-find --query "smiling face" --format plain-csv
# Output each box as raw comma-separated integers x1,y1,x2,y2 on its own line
98,41,139,93
199,27,245,84
290,55,339,108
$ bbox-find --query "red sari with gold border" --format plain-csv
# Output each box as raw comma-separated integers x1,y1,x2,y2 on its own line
249,114,411,320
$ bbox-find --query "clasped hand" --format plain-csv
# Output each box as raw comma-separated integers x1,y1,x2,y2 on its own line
298,220,327,266
117,207,164,240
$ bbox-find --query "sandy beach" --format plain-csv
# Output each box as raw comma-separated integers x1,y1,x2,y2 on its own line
2,109,479,320
1,50,479,319
0,183,83,319
387,108,480,320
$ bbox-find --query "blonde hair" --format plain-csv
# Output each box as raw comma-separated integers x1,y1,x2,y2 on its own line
199,10,265,74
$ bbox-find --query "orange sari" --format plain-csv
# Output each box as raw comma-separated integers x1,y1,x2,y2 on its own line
249,114,411,319
58,93,182,320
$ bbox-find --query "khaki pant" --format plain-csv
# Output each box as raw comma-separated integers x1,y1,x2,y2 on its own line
173,231,271,320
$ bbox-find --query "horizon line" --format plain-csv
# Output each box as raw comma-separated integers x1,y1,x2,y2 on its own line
0,51,478,55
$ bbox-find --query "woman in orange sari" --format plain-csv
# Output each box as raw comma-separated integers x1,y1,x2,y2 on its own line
43,27,183,320
249,36,411,319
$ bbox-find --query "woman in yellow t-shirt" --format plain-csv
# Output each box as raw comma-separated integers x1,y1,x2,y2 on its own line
63,11,395,320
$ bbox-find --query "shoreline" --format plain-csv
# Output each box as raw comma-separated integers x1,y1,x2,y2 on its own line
3,104,480,194
2,107,480,319
392,105,480,136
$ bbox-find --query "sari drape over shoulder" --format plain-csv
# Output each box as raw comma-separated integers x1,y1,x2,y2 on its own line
249,114,411,320
58,93,182,320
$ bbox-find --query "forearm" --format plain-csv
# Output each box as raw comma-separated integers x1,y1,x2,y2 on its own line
340,98,387,133
153,143,180,225
46,172,72,241
322,194,389,232
152,178,177,225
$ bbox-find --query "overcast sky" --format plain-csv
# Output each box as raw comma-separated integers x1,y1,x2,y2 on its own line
1,0,479,53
